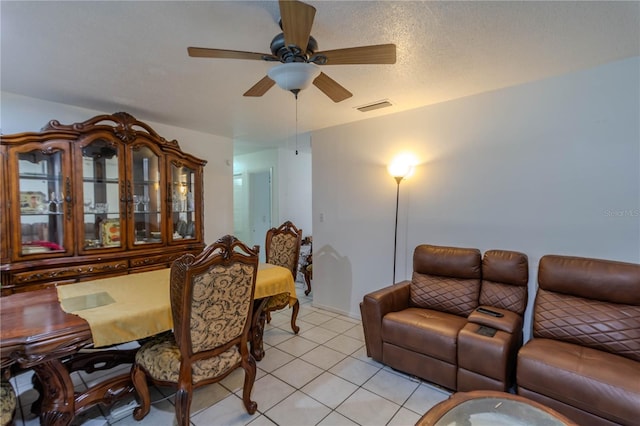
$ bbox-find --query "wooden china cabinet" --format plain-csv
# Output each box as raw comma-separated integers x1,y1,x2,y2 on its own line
0,112,207,295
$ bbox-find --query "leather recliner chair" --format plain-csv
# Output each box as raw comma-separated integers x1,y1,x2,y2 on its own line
517,255,640,426
360,244,528,391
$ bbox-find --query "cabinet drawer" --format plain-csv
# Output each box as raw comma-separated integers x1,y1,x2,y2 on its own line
13,260,128,284
130,253,183,268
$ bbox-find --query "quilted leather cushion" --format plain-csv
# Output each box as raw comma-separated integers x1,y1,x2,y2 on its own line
0,381,16,426
135,333,241,384
411,272,480,317
479,249,528,315
479,281,527,315
382,307,468,363
534,289,640,362
518,338,640,425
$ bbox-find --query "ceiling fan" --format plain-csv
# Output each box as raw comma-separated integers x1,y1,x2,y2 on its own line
187,0,396,102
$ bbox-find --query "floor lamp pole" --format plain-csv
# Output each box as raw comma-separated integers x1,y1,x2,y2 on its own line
393,176,403,284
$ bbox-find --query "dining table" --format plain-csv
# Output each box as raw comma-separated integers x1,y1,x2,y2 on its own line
0,263,296,426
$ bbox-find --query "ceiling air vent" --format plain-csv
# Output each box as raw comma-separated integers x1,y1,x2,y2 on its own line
355,100,393,112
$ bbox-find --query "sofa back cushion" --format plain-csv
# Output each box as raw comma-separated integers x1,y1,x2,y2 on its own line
479,250,529,315
534,255,640,362
410,244,482,317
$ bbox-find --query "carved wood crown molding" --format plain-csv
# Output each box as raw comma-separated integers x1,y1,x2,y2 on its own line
43,112,181,148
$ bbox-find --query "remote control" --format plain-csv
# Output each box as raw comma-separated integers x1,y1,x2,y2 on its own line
476,307,504,317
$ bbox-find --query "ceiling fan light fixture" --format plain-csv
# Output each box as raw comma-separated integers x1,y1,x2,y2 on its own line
267,62,321,92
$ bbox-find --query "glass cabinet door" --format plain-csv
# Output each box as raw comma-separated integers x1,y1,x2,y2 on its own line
80,139,122,251
131,145,162,246
170,162,197,242
14,142,73,258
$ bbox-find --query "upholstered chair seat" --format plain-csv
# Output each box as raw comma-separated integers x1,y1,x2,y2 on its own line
0,380,16,426
135,333,241,384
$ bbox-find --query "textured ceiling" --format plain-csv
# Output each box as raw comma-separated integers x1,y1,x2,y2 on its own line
1,1,639,153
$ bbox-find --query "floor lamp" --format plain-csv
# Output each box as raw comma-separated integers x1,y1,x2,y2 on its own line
388,156,414,284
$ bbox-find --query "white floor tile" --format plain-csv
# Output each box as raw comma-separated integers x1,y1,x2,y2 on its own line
271,358,324,389
300,345,347,371
264,391,332,426
336,387,400,426
248,375,295,412
323,334,363,356
298,311,335,326
387,406,423,426
111,399,177,426
342,325,365,342
275,336,319,358
403,383,451,415
362,368,420,405
267,312,292,328
246,414,278,425
299,325,339,344
262,327,295,347
301,372,358,409
190,393,256,426
256,347,296,373
318,318,359,334
189,382,233,416
316,411,360,426
328,356,381,386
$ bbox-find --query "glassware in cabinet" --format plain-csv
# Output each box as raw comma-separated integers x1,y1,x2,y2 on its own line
13,142,73,258
131,145,163,245
80,139,122,250
170,163,196,242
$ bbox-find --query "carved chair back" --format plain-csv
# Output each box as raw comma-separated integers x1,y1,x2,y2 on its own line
265,221,302,279
171,235,259,360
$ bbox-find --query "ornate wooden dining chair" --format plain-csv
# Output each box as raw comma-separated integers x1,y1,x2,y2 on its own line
130,235,259,426
264,221,302,334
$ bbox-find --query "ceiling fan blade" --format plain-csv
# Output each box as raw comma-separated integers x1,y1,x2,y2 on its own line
243,76,276,97
314,44,396,65
188,47,276,61
313,72,352,103
279,0,316,51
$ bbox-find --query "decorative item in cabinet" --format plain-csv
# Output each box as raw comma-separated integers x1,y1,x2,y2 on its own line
19,191,48,213
1,112,207,295
100,219,121,247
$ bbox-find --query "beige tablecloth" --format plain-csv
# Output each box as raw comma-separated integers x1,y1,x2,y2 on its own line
57,264,296,348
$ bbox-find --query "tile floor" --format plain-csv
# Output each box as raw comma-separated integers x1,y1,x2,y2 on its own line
9,281,452,426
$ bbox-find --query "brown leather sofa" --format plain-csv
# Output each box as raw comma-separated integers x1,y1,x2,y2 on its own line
517,255,640,426
360,244,528,391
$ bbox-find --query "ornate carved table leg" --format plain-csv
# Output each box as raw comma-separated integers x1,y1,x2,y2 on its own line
250,298,270,361
31,359,75,426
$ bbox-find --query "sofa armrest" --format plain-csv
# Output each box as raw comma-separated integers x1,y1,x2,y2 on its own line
467,305,523,334
360,281,411,361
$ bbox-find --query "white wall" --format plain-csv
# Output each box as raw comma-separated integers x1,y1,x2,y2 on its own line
1,92,234,244
234,142,312,239
277,143,312,236
311,57,640,338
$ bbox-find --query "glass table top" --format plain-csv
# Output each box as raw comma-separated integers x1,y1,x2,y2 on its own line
60,291,115,312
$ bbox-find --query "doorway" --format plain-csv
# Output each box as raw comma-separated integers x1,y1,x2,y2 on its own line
249,169,272,261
